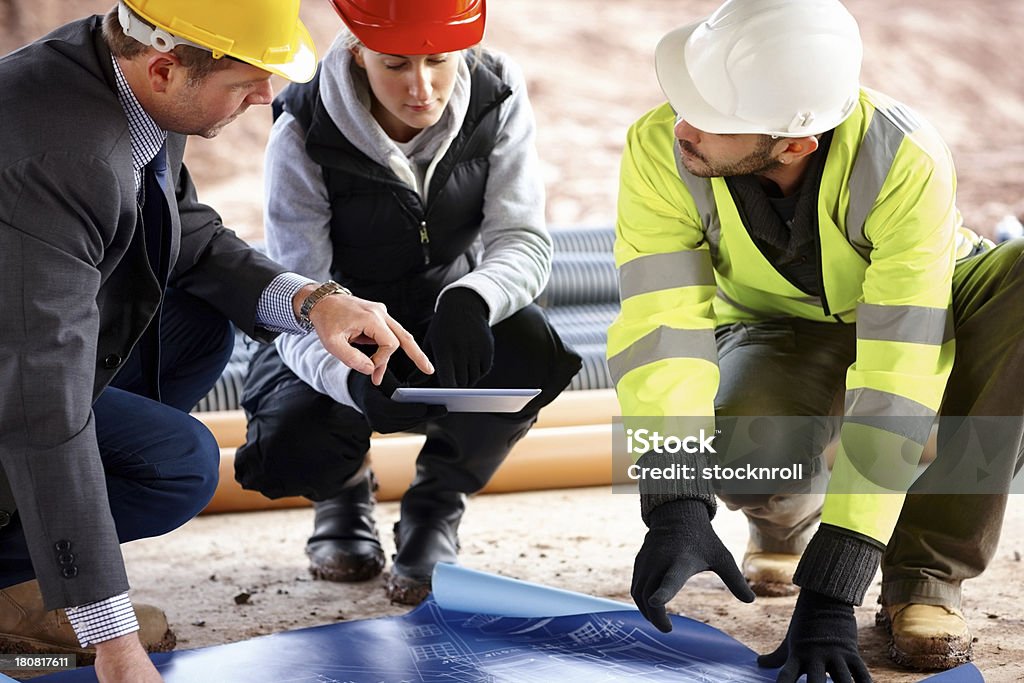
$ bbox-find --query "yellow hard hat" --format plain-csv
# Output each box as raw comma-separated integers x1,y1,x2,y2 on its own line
118,0,317,83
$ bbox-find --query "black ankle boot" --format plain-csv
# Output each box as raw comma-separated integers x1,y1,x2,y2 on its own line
306,468,385,582
382,411,539,605
385,493,464,605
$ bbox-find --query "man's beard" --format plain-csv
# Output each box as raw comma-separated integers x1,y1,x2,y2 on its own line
679,138,782,178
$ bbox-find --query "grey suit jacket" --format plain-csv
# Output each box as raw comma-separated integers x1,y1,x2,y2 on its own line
0,17,286,610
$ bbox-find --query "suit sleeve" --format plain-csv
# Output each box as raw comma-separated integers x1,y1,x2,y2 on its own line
0,153,130,610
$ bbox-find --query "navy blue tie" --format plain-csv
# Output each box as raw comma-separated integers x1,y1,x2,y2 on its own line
141,143,169,281
139,143,170,400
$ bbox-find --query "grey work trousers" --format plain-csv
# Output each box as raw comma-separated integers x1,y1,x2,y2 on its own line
713,238,1024,608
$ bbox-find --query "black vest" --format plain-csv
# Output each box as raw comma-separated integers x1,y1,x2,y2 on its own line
274,54,512,327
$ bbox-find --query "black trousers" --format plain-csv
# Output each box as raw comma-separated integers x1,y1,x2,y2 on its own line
234,304,581,505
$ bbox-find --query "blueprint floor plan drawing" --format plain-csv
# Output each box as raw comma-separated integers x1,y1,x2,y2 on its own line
28,603,777,682
18,566,983,682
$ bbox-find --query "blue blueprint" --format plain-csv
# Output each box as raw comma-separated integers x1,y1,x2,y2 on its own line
17,566,984,682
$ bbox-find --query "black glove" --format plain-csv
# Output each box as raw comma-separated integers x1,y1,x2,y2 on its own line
423,288,493,388
631,499,755,632
347,370,446,434
757,588,872,683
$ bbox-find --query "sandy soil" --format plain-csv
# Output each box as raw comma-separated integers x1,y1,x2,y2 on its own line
3,2,1024,681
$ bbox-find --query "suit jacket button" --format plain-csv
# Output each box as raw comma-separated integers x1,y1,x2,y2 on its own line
55,540,72,552
61,566,78,579
0,511,10,528
102,353,124,369
58,553,75,566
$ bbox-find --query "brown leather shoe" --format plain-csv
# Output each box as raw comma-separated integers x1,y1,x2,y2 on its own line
742,547,801,597
876,603,973,670
0,580,176,665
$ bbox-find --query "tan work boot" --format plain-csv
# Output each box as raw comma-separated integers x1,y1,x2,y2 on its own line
741,544,801,597
0,580,176,665
876,603,973,670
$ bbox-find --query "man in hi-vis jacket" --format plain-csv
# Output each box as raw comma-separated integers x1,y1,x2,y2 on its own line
610,0,1024,679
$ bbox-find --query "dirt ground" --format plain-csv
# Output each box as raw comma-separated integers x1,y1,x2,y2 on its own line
116,489,1024,682
3,1,1024,681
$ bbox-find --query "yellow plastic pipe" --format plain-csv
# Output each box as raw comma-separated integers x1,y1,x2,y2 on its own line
198,390,621,514
205,424,614,514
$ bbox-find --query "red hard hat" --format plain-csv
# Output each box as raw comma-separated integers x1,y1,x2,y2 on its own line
328,0,486,54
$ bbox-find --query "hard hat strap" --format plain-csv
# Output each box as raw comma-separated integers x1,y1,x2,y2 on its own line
117,1,218,58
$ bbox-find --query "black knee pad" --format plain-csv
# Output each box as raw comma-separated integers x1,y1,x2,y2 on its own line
236,346,372,500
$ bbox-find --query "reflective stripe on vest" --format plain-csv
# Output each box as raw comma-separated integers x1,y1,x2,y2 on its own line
856,302,954,346
618,249,715,300
607,326,717,386
844,103,918,260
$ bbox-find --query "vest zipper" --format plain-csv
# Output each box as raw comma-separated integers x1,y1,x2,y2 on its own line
419,221,431,265
386,190,431,267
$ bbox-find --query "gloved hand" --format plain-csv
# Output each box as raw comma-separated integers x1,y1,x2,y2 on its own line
757,588,872,683
631,499,755,632
348,369,446,434
423,288,493,388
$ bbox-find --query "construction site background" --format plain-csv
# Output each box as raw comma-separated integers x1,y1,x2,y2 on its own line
2,1,1022,680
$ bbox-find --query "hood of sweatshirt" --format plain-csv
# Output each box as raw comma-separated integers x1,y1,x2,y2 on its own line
319,32,471,198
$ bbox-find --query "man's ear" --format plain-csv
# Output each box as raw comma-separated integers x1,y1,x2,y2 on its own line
777,135,819,165
146,51,185,93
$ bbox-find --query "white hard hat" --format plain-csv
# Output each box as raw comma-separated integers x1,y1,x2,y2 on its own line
655,0,862,137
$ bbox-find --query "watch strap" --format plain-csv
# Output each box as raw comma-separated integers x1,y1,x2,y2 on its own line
298,280,351,331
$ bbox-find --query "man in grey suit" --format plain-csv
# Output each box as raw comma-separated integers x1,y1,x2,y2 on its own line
0,2,433,681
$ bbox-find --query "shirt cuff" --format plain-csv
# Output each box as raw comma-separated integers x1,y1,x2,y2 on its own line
256,272,316,335
64,592,139,647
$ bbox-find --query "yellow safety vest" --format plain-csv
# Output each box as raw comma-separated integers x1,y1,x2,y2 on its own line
609,88,988,543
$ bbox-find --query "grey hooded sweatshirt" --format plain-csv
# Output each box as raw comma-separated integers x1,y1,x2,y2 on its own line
264,34,551,408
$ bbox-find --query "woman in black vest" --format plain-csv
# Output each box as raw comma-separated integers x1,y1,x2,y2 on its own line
235,0,580,604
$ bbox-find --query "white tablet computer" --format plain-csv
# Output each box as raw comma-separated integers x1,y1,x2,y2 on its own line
391,388,541,413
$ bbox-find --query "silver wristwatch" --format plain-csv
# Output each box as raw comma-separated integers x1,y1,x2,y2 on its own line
298,280,351,332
